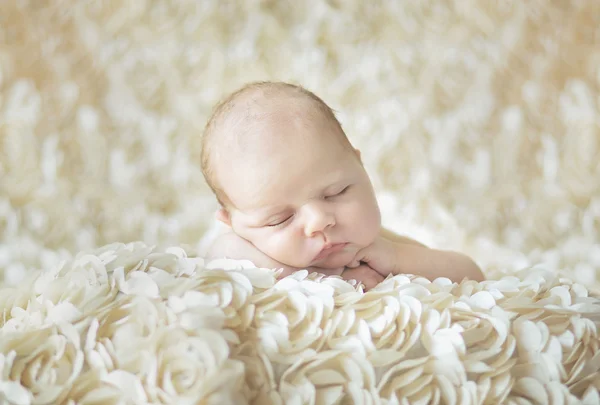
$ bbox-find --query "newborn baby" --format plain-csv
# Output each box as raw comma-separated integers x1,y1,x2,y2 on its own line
201,81,484,289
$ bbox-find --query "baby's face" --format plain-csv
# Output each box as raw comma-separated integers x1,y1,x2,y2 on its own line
216,113,381,270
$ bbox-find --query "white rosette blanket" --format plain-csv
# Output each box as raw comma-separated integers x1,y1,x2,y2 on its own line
1,242,599,405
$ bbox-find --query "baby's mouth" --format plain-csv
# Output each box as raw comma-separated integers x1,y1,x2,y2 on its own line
313,243,349,262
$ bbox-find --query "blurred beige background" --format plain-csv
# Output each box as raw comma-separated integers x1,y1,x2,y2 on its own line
1,1,599,288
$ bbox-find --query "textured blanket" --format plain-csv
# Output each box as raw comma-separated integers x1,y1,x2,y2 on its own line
1,243,599,404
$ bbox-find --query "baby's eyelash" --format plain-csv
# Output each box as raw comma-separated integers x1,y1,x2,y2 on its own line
266,215,293,227
338,186,350,195
326,186,350,198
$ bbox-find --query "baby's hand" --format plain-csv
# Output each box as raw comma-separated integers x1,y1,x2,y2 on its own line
341,265,385,290
349,235,485,283
348,236,399,277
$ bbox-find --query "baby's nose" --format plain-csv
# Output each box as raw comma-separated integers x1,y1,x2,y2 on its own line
303,206,335,237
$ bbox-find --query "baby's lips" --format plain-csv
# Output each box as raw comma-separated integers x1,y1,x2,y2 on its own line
313,243,345,262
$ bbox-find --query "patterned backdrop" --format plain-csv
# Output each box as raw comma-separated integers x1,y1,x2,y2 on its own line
1,1,599,288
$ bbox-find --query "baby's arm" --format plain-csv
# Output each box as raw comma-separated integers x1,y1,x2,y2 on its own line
395,243,484,282
351,231,484,283
380,228,427,247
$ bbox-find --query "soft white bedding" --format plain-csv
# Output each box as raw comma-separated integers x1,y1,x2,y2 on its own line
1,243,599,404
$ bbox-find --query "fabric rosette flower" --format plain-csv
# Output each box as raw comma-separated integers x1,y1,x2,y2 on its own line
377,355,479,404
507,377,589,404
204,257,279,290
103,246,208,296
490,274,600,400
1,280,39,329
452,307,516,403
559,316,600,398
374,305,475,403
81,308,245,404
150,257,278,339
51,369,128,405
1,252,118,333
2,298,82,334
0,323,84,405
326,291,426,362
79,294,175,373
32,252,119,315
166,290,229,333
139,326,246,404
251,271,336,366
232,341,283,404
93,242,156,275
512,318,566,382
134,246,204,278
167,266,259,334
328,276,451,360
497,272,599,324
279,349,379,404
0,285,39,333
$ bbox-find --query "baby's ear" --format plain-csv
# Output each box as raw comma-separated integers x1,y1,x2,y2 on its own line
354,148,362,162
215,208,232,226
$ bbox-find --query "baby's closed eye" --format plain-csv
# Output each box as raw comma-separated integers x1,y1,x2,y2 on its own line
324,185,350,199
266,215,294,227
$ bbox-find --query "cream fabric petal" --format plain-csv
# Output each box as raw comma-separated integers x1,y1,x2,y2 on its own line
0,380,32,405
46,301,82,324
581,385,600,405
468,291,497,310
103,370,148,402
511,377,549,404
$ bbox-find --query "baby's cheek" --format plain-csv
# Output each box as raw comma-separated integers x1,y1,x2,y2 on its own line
364,219,381,246
350,204,379,243
263,235,286,257
266,230,304,263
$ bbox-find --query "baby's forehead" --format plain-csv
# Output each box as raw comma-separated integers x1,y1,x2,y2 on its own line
216,96,330,151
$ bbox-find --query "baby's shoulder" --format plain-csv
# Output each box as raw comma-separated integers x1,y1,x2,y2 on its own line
206,230,254,259
205,230,290,271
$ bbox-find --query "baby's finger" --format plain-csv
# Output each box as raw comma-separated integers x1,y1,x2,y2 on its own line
347,259,361,268
341,266,384,291
307,267,344,277
363,271,385,290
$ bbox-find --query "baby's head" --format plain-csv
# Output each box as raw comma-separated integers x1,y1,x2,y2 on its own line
201,82,381,269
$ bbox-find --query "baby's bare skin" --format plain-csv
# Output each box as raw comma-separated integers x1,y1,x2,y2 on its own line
207,226,483,290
